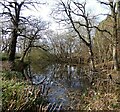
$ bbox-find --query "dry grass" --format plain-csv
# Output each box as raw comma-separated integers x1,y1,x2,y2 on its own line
76,78,120,111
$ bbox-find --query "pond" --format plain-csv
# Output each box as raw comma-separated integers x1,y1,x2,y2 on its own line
26,63,92,110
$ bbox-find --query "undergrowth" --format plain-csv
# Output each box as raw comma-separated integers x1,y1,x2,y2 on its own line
1,72,48,112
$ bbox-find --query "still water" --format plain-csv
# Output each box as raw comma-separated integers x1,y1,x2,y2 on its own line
28,63,91,109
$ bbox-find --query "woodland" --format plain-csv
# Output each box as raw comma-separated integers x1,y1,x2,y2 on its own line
0,0,120,111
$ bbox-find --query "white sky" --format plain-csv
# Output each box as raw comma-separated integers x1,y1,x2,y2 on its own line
22,0,110,31
24,0,109,18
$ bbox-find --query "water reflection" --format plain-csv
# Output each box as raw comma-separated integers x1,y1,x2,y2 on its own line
29,63,91,108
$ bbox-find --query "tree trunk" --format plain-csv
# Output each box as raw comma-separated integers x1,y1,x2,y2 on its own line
113,45,119,70
111,1,120,71
117,0,120,70
20,46,30,62
86,19,96,71
8,1,23,63
89,45,96,71
20,39,33,62
113,17,119,71
8,29,17,62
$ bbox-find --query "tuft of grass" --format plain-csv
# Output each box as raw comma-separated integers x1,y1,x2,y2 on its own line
1,71,50,112
2,79,48,111
76,79,120,111
2,71,24,80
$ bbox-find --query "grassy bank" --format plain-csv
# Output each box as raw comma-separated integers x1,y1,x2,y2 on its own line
1,71,49,112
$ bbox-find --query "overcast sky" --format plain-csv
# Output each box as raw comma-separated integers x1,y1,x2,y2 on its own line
24,0,109,20
22,0,110,31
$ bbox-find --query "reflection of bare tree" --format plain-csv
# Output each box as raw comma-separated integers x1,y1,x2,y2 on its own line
66,65,72,87
30,63,91,92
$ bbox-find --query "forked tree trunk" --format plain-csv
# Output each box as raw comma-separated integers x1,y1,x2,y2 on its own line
20,36,34,62
8,2,24,63
20,45,31,62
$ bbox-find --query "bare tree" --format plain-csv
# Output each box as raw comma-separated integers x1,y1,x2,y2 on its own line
98,0,120,71
19,18,48,62
53,0,96,70
0,0,44,62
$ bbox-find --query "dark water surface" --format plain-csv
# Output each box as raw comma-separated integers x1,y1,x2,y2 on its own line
29,63,91,109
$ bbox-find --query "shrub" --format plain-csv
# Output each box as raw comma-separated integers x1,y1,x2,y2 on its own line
0,53,8,61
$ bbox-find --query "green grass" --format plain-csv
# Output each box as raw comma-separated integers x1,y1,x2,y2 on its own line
2,71,24,80
0,53,21,61
2,71,48,111
0,53,8,61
